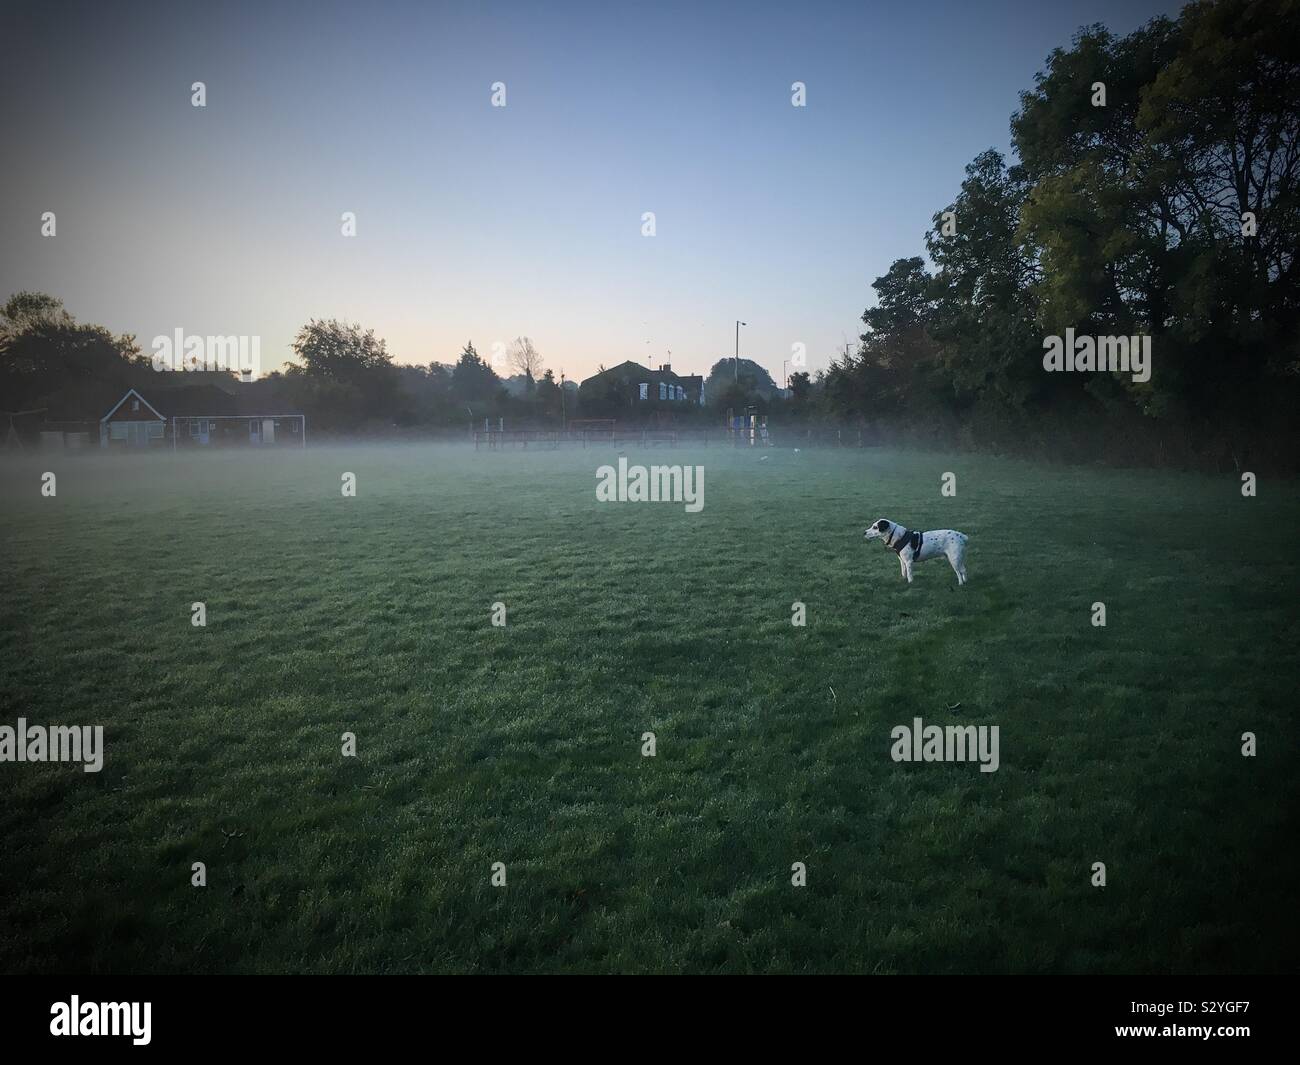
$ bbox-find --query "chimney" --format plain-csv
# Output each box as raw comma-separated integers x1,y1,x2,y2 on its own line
662,363,671,375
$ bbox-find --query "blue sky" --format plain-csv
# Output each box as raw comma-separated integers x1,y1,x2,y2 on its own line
1,0,1181,383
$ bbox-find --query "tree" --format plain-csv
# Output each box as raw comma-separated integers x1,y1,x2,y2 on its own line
286,318,399,426
709,377,759,415
1012,2,1300,423
2,291,66,328
924,151,1042,411
0,291,141,410
424,362,454,395
451,341,504,402
831,1,1299,468
827,257,944,422
392,362,458,425
289,319,393,381
535,368,563,419
789,371,813,402
703,358,779,403
1138,0,1300,384
507,336,543,393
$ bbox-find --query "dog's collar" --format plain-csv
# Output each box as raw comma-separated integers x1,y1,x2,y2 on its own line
888,528,923,556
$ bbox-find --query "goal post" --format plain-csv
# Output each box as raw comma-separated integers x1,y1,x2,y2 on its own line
170,414,306,450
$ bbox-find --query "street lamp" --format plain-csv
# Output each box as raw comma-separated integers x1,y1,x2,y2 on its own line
735,320,746,382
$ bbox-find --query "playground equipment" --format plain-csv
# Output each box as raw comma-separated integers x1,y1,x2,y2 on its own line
725,406,771,446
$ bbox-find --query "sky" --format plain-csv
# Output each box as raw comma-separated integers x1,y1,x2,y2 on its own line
1,0,1182,385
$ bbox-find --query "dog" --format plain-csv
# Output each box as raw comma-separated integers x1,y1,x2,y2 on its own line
864,518,969,585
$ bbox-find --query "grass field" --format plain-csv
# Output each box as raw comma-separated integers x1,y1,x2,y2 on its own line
1,442,1296,974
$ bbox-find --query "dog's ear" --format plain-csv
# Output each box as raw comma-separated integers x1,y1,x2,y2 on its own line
875,519,890,531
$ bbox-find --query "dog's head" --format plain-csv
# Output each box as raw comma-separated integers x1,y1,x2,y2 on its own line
864,518,895,542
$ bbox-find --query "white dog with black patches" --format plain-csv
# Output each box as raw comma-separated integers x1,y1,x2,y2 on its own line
864,518,969,585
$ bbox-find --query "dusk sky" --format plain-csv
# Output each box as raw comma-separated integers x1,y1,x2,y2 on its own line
1,0,1180,384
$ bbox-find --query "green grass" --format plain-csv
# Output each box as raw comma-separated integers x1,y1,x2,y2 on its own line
0,443,1296,974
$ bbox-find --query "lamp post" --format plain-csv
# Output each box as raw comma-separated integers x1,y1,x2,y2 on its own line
734,320,746,382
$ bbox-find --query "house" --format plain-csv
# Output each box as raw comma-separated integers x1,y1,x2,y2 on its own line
100,389,166,447
577,361,705,413
158,384,252,446
99,386,304,448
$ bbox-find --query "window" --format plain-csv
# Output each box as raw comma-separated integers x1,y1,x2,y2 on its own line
658,382,667,400
639,383,648,400
148,422,163,438
676,386,684,401
131,399,139,411
110,422,127,440
189,420,200,437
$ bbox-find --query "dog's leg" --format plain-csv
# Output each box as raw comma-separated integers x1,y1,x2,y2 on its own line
904,559,913,583
947,545,968,586
899,554,906,580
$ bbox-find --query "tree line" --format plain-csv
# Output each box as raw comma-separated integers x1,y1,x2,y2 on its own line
0,302,571,435
813,0,1298,472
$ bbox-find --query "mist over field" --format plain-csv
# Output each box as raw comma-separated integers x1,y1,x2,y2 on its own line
2,442,1296,973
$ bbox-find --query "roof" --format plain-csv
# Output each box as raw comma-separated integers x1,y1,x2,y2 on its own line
102,383,299,419
579,361,703,388
101,389,165,422
145,384,240,416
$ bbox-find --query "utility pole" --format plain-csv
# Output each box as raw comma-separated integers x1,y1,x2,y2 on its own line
735,320,746,382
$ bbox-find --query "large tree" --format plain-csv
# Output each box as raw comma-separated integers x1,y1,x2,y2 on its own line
1013,2,1300,420
924,151,1042,412
286,318,399,426
535,367,563,418
0,292,142,410
450,341,504,402
845,1,1300,467
507,336,543,393
289,319,393,381
703,358,779,404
